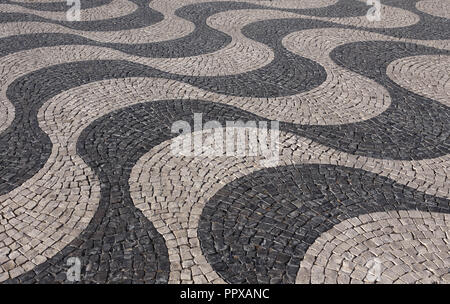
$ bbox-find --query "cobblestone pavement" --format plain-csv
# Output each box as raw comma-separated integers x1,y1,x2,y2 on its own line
0,0,449,284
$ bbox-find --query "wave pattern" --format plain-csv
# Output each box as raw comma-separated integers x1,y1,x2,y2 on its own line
0,0,448,284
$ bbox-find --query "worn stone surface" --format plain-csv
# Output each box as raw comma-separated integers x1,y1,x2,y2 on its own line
0,0,448,284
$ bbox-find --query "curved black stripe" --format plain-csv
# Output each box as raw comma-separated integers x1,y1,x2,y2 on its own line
1,0,448,45
0,0,369,34
287,40,450,160
198,164,450,283
1,0,448,61
377,0,450,40
5,0,113,12
7,93,450,282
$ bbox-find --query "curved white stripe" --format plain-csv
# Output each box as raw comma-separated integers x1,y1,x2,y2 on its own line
0,97,14,134
281,28,394,125
387,55,450,107
0,23,449,135
0,0,423,44
296,211,450,284
319,0,420,29
1,71,448,281
130,129,450,283
416,0,450,19
10,0,66,3
244,0,338,9
0,0,197,44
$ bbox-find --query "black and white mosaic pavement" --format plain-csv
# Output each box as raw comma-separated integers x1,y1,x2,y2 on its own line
0,0,448,284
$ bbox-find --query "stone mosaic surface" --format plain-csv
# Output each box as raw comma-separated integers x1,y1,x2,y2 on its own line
0,0,448,284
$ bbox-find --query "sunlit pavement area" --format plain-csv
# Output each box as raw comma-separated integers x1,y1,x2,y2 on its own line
0,0,449,284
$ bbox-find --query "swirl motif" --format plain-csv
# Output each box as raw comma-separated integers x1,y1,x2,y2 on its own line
0,0,448,284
